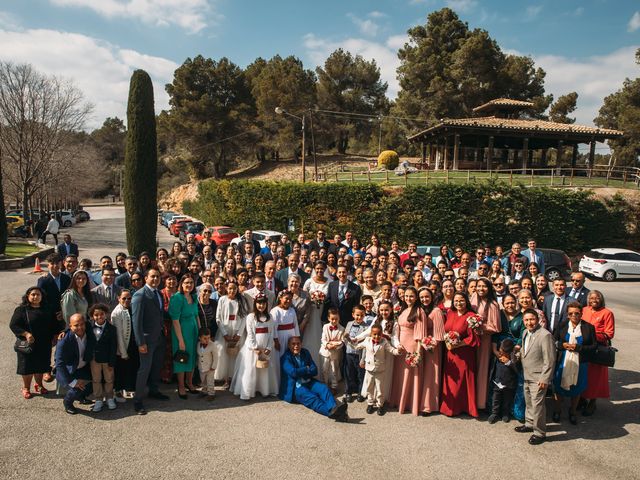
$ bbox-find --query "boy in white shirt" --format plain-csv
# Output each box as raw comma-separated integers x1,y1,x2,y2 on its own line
197,327,218,401
319,308,344,394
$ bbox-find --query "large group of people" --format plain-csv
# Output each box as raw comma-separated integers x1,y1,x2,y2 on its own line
10,227,616,443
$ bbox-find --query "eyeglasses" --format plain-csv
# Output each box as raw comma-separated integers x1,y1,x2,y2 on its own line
493,282,504,286
202,289,212,293
122,297,132,301
567,312,581,316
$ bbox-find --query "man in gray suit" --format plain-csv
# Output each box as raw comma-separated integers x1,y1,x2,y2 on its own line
131,269,169,414
515,308,556,445
91,268,121,313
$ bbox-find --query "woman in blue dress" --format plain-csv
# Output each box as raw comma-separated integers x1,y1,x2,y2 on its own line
491,294,526,422
169,274,200,399
552,301,596,425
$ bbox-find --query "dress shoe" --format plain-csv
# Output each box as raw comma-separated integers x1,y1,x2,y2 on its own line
502,416,510,423
178,392,188,400
528,435,545,445
552,412,561,422
377,405,386,416
79,398,93,405
148,391,170,401
487,414,498,424
515,425,534,433
43,372,54,383
134,402,147,415
344,394,354,403
329,403,348,420
187,387,200,395
366,405,375,414
569,414,578,425
420,411,431,417
64,403,77,415
335,413,349,423
582,400,596,417
206,395,216,402
356,395,366,403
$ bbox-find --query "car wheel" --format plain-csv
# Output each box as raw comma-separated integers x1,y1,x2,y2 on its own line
63,220,72,227
545,269,561,281
603,270,617,282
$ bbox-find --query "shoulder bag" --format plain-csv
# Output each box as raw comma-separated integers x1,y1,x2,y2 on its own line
14,307,33,354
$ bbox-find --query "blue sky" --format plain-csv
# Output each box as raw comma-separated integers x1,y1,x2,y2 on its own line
1,0,639,130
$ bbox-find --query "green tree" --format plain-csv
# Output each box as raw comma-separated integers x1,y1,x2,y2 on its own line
124,70,157,256
251,55,316,160
90,117,126,164
595,50,640,166
164,56,255,178
315,49,389,154
549,92,578,124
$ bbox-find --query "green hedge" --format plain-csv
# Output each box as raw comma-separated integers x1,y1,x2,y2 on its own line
183,180,632,252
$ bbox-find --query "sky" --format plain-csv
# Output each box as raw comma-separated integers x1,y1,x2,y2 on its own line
0,0,639,131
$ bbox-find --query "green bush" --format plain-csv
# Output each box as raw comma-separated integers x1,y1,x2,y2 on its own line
183,180,633,252
377,150,399,170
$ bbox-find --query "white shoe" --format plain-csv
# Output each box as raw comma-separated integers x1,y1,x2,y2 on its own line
92,400,104,412
106,398,117,410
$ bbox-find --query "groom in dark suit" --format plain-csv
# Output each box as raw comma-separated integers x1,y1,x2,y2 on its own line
131,269,169,414
325,265,361,327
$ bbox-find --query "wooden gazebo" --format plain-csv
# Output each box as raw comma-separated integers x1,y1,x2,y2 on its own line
408,98,624,171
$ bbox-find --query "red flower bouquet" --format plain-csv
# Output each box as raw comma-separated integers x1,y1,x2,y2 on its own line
466,314,484,332
393,304,403,319
421,336,436,352
404,350,422,368
310,290,326,308
443,331,461,349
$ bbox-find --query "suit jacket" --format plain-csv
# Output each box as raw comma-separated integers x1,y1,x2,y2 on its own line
111,304,133,358
54,329,95,387
197,341,218,372
566,286,590,308
493,358,518,390
276,268,309,287
238,239,261,256
307,239,329,253
520,325,555,385
56,242,79,257
37,273,71,314
325,280,362,327
279,348,318,403
522,249,545,273
131,284,166,346
355,337,399,373
91,321,118,366
542,294,569,336
91,283,122,312
554,321,597,364
114,272,132,290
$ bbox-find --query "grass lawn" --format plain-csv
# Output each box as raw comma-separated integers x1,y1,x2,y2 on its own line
4,242,38,258
331,170,640,189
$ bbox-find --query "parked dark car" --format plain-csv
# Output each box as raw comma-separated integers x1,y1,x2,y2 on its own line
75,210,90,222
179,222,205,241
539,248,572,281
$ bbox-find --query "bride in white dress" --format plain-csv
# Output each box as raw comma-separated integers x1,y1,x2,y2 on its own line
302,261,330,378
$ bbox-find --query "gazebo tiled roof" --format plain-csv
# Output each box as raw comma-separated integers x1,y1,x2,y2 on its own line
472,98,535,113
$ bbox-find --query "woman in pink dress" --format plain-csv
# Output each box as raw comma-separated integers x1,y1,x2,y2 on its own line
470,277,501,411
418,287,446,415
388,286,427,416
440,292,480,417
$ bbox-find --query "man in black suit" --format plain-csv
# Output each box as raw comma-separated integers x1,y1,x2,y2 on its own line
307,229,329,253
276,253,309,287
131,269,169,414
91,268,121,313
325,265,362,327
56,234,79,257
237,229,260,256
542,278,569,336
115,256,139,290
38,253,71,318
566,272,590,307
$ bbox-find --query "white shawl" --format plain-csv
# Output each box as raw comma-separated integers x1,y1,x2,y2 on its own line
560,321,582,390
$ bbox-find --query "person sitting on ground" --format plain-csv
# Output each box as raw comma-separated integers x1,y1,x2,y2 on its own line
279,336,348,422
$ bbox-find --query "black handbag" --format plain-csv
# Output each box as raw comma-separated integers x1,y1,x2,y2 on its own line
13,307,33,354
173,350,189,364
590,341,617,367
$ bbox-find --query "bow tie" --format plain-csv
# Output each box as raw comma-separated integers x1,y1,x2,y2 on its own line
329,326,337,331
372,340,379,345
200,343,208,349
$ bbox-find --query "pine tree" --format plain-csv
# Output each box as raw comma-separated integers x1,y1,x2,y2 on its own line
124,70,157,256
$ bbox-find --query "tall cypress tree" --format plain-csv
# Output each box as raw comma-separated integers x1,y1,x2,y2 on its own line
124,70,157,256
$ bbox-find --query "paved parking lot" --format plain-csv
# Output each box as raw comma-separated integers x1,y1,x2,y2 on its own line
1,206,639,479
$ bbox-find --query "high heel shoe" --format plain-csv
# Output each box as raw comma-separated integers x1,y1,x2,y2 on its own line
21,388,33,399
178,392,188,400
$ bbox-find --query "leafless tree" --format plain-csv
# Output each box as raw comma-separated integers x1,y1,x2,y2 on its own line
0,62,93,222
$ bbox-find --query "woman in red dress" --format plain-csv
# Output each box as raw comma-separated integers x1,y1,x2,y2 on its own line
388,286,428,416
440,292,480,417
581,290,615,416
470,278,501,411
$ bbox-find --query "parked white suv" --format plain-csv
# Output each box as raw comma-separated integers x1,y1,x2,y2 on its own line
231,230,284,249
59,210,77,227
579,248,640,281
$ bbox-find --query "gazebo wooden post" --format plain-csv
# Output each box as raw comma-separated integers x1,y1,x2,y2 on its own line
444,135,449,170
521,138,529,175
453,134,460,170
588,140,596,177
557,140,564,174
487,136,494,173
571,144,578,168
421,142,427,169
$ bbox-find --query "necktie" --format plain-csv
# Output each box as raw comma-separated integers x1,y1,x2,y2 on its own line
570,289,576,298
553,297,562,330
106,286,112,302
156,289,163,309
524,333,530,355
267,280,272,291
338,285,345,302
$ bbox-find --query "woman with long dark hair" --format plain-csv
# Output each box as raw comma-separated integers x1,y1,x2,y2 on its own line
61,270,92,325
388,286,427,416
10,286,62,399
419,287,446,415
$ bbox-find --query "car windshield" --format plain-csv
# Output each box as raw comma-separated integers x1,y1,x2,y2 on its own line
217,228,234,235
267,235,282,243
586,250,615,260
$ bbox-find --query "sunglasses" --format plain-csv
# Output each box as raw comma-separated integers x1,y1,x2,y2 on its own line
202,289,212,293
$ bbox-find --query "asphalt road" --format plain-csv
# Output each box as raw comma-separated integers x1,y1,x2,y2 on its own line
1,206,639,480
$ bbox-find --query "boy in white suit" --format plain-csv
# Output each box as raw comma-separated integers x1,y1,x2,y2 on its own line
197,327,218,401
319,308,344,393
355,324,405,416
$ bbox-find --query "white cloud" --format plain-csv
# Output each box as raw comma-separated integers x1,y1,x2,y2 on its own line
303,33,401,97
49,0,215,33
347,13,380,37
628,12,640,32
386,34,409,50
525,5,542,21
534,46,639,126
445,0,478,13
0,27,178,129
0,11,21,30
368,11,387,19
